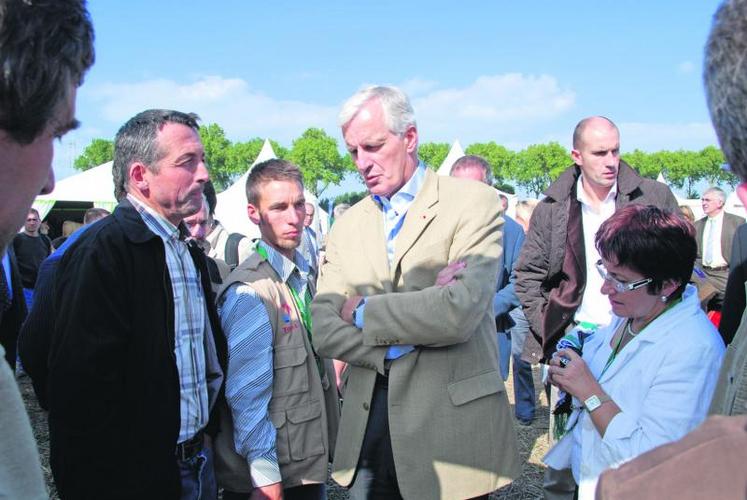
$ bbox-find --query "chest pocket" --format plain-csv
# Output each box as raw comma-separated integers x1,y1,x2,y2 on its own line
272,345,309,398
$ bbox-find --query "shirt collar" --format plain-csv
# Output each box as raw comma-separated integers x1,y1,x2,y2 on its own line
373,161,427,211
257,239,311,284
707,210,724,223
576,173,617,207
127,194,187,241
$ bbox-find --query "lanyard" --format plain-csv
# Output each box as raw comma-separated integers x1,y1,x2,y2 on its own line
256,242,323,377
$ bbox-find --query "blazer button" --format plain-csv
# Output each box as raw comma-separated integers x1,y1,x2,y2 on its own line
363,402,370,411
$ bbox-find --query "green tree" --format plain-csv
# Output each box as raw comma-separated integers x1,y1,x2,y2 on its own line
700,145,737,187
199,123,232,190
418,142,450,169
465,142,514,185
622,149,659,179
511,142,569,197
74,138,114,171
288,128,351,196
227,138,265,179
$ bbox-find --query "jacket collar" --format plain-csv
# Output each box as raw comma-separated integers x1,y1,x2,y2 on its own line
112,198,162,244
544,160,642,202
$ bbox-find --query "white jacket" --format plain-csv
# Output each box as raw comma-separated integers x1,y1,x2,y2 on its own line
544,285,725,498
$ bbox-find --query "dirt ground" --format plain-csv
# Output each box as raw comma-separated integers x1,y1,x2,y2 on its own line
20,365,550,499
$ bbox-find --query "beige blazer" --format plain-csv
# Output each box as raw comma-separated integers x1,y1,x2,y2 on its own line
311,169,521,500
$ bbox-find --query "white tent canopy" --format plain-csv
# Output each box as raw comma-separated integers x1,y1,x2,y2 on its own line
215,139,329,239
33,161,117,221
436,140,466,176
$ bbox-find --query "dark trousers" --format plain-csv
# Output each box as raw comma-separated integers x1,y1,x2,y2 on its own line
223,483,326,500
349,374,403,500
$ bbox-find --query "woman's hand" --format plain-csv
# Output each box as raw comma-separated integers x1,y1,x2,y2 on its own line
547,348,602,402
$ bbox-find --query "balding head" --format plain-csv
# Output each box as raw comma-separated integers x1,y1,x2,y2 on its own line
572,116,619,150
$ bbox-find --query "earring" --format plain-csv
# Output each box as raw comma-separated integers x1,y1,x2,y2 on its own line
660,295,667,303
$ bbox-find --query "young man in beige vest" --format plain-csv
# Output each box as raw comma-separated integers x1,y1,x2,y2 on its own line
215,159,339,500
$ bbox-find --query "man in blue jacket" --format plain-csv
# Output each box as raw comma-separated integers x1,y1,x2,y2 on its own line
450,155,535,424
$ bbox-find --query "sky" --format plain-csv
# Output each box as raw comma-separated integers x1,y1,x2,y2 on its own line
55,0,726,198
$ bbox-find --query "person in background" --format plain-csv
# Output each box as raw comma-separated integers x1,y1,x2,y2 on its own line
18,207,109,409
679,205,695,224
13,208,52,308
694,186,745,312
450,154,536,425
184,194,231,283
204,180,254,270
544,205,724,497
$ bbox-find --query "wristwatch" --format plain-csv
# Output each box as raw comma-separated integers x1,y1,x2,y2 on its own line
583,394,611,413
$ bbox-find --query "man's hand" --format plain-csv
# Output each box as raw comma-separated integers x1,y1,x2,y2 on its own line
250,482,283,500
341,295,363,325
435,260,466,287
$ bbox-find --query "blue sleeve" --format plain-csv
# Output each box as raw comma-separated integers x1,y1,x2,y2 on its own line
219,283,281,487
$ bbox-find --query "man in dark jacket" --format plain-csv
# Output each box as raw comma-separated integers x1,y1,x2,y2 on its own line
44,110,227,499
514,116,678,499
515,117,679,364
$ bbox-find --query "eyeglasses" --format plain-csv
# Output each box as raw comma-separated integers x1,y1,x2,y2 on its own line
595,260,652,293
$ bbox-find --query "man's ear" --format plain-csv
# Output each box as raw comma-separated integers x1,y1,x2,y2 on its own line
247,203,261,226
129,162,149,192
404,126,418,154
571,148,583,166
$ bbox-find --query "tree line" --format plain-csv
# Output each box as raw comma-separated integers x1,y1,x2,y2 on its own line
74,124,735,199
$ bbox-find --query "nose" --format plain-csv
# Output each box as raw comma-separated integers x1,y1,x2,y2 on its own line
195,160,209,183
40,165,55,195
354,149,372,172
600,278,615,296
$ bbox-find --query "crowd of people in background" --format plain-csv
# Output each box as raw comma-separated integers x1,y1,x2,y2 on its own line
1,1,747,499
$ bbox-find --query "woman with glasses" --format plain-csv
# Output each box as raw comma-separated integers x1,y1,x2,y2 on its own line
543,205,725,498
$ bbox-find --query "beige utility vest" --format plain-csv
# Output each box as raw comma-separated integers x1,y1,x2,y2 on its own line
213,251,339,491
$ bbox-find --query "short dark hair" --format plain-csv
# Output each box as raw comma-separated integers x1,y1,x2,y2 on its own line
0,0,94,144
245,159,303,206
450,155,494,185
83,207,109,224
203,180,217,217
112,109,200,199
595,205,696,299
27,207,39,219
705,0,747,182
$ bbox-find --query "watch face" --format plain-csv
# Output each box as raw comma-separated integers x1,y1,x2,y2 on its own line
585,395,602,412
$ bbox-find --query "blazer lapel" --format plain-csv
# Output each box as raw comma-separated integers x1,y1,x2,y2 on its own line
359,196,393,291
390,169,439,281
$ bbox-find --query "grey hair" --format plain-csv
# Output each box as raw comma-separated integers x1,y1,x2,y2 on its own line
450,154,494,185
703,186,726,203
338,85,416,136
704,0,747,182
112,109,200,198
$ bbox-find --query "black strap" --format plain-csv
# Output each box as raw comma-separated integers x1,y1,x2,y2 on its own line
225,232,245,269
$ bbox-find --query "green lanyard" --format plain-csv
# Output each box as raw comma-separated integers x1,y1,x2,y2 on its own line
600,297,681,379
256,242,323,377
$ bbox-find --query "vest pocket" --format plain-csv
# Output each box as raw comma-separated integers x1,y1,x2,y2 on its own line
270,400,326,465
273,345,310,397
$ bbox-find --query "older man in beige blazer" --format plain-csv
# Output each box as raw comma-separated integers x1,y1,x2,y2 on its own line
311,86,520,500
